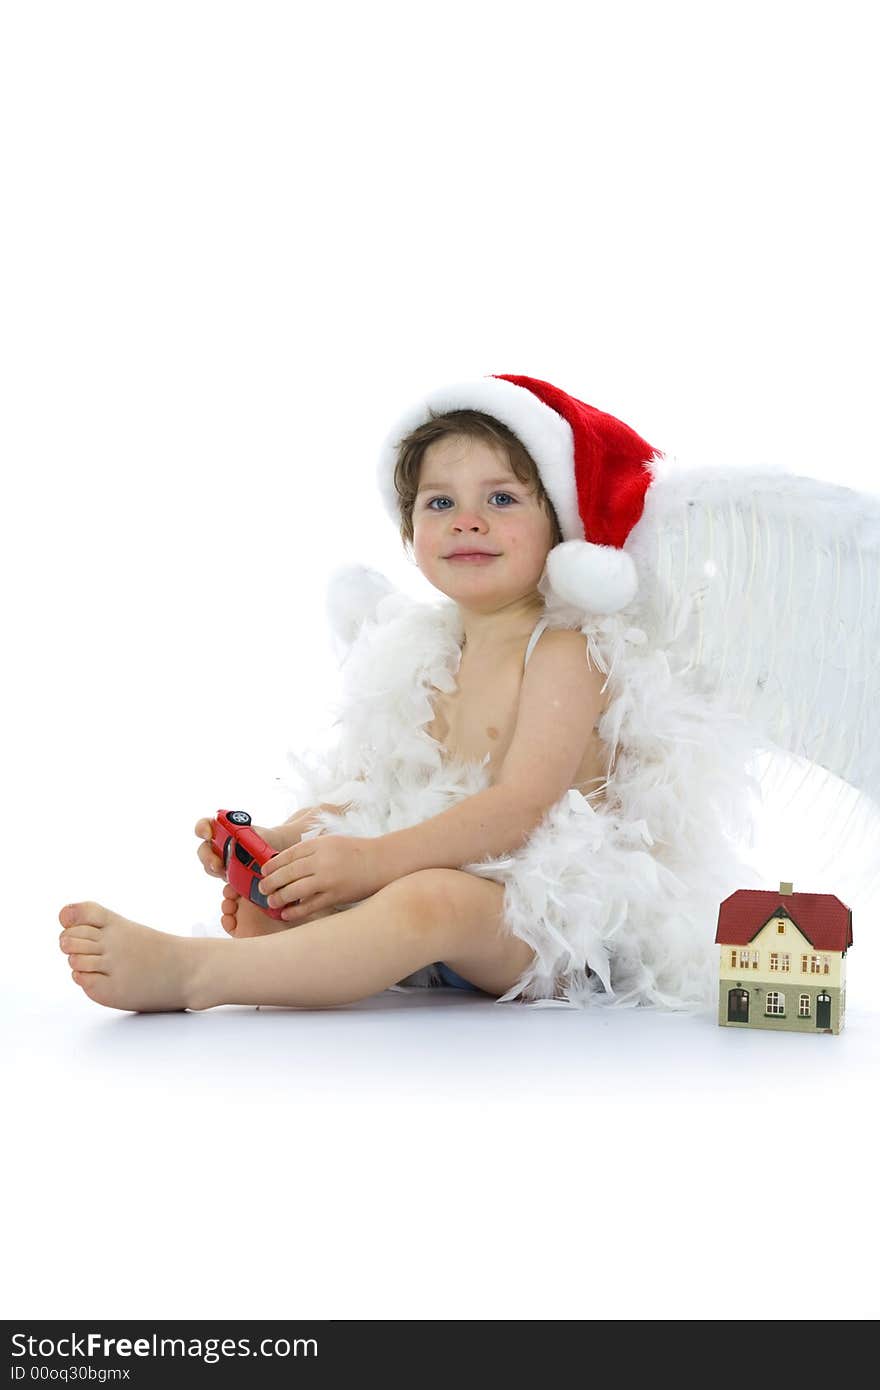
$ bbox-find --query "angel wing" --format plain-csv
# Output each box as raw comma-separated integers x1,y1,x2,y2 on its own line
625,463,880,817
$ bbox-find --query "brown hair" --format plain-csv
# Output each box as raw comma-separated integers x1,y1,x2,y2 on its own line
392,409,563,555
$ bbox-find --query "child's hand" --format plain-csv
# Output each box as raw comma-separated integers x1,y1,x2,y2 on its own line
194,817,292,880
258,834,387,921
194,818,225,878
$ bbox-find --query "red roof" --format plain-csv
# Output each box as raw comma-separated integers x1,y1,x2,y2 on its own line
715,889,852,953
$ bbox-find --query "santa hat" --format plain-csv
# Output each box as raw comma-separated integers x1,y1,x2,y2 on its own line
376,373,663,615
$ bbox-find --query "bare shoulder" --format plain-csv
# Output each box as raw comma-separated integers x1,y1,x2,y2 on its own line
527,628,605,706
533,626,593,655
529,625,604,675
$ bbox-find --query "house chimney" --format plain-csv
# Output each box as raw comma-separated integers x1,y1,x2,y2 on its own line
779,881,793,894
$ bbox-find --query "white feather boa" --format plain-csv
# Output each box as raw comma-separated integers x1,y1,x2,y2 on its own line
278,565,768,1012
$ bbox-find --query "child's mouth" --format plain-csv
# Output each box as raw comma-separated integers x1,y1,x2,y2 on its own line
446,553,499,564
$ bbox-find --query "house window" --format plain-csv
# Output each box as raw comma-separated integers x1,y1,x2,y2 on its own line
730,950,737,969
777,921,785,934
809,955,830,975
799,994,811,1017
779,953,790,972
765,991,785,1016
770,952,779,971
739,949,759,970
801,954,808,973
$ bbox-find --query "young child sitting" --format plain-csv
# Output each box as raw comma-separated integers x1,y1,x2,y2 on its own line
58,373,761,1013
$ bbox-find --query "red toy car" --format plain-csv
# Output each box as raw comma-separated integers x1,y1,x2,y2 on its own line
210,809,293,921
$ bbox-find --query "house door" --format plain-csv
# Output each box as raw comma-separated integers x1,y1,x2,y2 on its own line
727,988,749,1022
816,993,832,1029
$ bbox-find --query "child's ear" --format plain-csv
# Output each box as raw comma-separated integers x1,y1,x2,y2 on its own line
326,564,396,649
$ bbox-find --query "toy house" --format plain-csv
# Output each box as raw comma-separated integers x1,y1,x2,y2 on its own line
715,881,852,1034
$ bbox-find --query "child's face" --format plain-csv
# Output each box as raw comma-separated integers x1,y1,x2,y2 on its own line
411,435,554,608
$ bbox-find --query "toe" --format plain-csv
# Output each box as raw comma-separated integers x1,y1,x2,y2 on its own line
69,954,105,973
60,925,102,946
61,935,102,955
59,901,109,930
72,970,106,999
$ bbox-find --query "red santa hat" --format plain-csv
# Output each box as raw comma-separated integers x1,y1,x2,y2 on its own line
377,372,663,614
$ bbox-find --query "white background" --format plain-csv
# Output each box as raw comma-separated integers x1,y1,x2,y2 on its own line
2,0,878,1322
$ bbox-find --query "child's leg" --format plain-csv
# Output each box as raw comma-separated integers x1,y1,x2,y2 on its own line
58,870,527,1012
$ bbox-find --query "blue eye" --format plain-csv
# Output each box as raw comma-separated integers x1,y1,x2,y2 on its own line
426,492,516,510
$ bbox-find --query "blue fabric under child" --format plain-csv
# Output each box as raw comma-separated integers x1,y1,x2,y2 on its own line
434,961,481,992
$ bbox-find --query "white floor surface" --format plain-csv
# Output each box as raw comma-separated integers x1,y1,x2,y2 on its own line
5,930,878,1321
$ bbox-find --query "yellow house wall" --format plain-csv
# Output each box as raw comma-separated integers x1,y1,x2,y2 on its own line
718,913,846,988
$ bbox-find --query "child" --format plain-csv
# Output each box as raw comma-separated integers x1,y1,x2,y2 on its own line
57,373,776,1013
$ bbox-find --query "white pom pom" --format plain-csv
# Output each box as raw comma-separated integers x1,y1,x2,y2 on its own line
545,540,639,615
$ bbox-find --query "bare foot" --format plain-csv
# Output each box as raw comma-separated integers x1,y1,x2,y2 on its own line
220,884,291,937
221,883,340,935
58,902,209,1013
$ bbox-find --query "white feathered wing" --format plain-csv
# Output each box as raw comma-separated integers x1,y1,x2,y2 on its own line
623,461,880,886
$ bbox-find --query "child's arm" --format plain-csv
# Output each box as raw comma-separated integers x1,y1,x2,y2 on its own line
378,631,604,882
380,784,545,880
